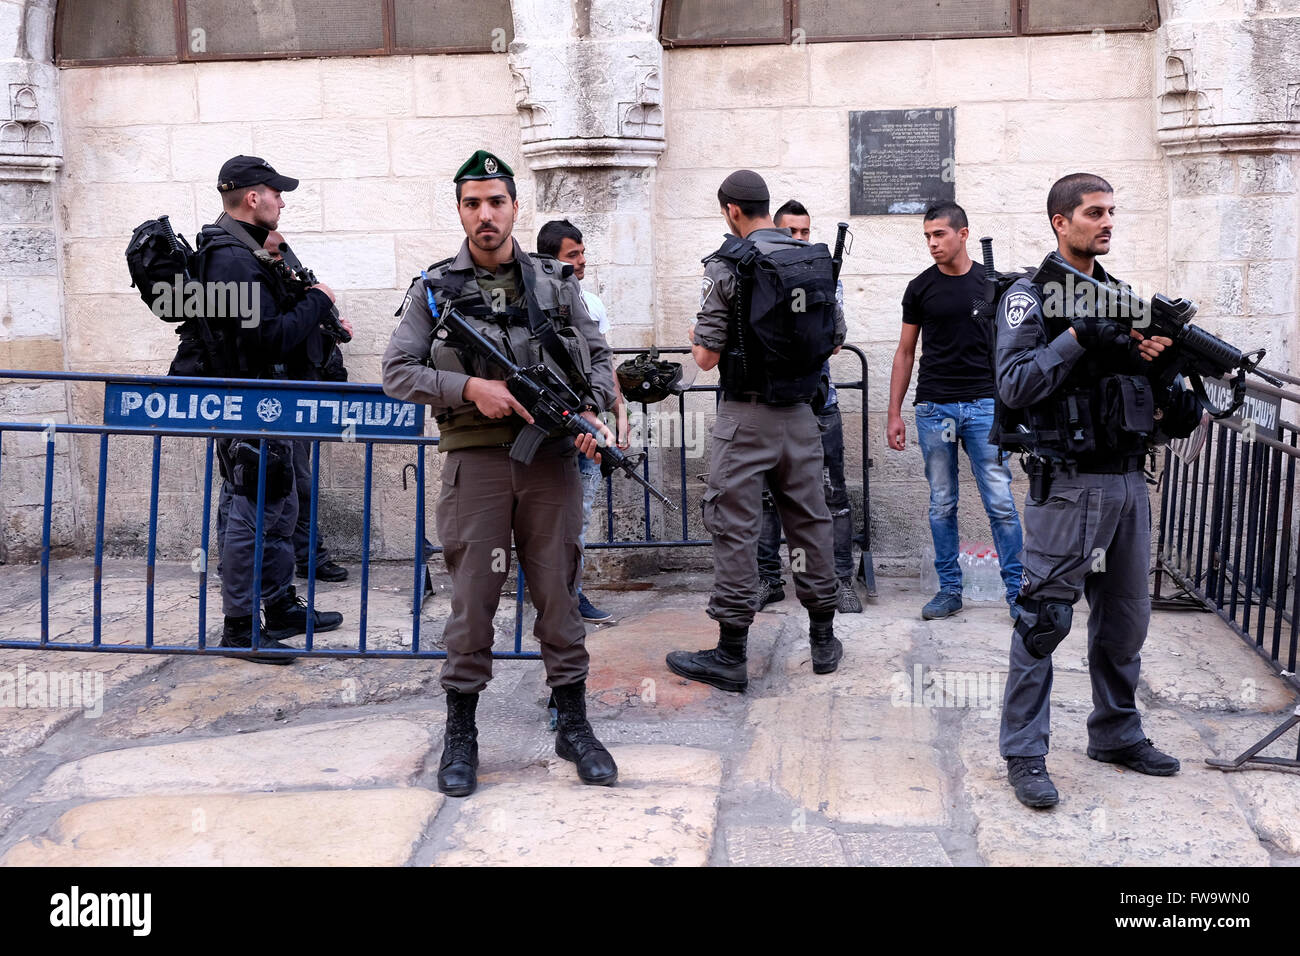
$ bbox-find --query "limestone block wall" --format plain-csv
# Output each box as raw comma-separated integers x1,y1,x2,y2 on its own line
55,53,527,560
656,35,1168,568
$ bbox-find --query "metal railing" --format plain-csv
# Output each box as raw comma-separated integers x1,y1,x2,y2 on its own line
1155,368,1300,771
0,347,875,661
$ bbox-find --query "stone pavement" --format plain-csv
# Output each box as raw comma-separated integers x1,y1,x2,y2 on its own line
0,559,1297,867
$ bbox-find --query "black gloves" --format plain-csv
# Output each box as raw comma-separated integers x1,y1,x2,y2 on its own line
1070,314,1131,350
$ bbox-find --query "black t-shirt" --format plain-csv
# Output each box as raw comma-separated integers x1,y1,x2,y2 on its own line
901,263,996,404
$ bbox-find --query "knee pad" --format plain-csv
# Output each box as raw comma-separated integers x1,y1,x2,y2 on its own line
1015,599,1073,660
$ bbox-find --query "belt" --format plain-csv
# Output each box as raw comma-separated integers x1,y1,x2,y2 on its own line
1075,453,1147,475
722,391,806,407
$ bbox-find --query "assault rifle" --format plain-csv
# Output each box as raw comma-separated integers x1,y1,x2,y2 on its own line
424,279,674,509
273,241,352,344
1032,251,1282,418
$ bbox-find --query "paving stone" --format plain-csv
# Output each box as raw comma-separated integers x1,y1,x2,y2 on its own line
780,607,911,697
1140,613,1295,713
961,707,1271,866
94,656,441,739
584,607,777,718
1202,710,1300,854
2,789,441,866
0,648,170,757
740,696,949,827
839,832,952,866
725,826,848,866
433,781,717,867
540,744,723,788
31,717,434,802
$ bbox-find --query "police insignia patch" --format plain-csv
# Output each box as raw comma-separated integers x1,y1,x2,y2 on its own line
700,276,715,308
1004,291,1036,329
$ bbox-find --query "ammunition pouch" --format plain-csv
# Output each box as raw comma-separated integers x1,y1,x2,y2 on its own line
224,439,294,501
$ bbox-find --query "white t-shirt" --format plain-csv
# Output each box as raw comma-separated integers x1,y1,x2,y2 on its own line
582,289,610,336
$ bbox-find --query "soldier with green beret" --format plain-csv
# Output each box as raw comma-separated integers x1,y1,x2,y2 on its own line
382,149,620,796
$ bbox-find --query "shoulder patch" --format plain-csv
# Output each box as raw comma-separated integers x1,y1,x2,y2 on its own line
700,275,715,308
1003,290,1037,329
395,291,412,317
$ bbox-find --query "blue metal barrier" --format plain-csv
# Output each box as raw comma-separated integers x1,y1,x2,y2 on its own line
0,348,875,661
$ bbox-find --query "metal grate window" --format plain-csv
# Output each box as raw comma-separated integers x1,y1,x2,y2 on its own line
57,0,514,65
394,0,513,52
184,0,385,57
662,0,788,44
58,0,177,62
800,0,1013,40
1021,0,1159,34
660,0,1158,46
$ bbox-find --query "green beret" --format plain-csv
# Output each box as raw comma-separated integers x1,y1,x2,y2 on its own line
454,149,515,183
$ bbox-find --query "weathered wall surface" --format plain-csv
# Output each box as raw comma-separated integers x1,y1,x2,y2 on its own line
52,53,526,560
655,33,1168,565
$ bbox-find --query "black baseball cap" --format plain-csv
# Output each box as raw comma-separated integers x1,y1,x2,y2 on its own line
217,155,299,193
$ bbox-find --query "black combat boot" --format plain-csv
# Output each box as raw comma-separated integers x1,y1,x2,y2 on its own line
809,611,843,674
551,681,618,786
437,688,479,797
218,615,294,666
665,624,748,693
263,585,343,641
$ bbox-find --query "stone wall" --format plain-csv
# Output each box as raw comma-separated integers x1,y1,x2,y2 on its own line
53,53,527,560
655,34,1168,566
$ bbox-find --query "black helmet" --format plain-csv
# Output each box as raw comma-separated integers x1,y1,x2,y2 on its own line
616,350,687,404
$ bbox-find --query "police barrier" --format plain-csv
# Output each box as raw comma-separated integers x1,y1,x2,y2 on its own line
1155,369,1300,770
0,349,875,661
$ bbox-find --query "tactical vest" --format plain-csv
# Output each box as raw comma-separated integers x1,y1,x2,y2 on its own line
999,278,1154,469
425,254,594,452
711,235,837,405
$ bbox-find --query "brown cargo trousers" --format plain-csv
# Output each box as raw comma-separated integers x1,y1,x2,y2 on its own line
705,397,839,628
436,439,589,693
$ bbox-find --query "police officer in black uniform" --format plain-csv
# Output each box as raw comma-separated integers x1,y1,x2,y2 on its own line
200,156,345,664
996,173,1200,807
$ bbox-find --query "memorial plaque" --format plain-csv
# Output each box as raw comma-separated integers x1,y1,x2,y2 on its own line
850,109,956,216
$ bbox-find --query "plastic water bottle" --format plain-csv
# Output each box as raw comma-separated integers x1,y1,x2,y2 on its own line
920,543,939,593
970,550,989,601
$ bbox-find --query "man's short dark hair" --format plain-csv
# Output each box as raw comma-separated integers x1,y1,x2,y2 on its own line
773,199,808,225
718,188,769,220
456,177,518,203
1047,173,1113,226
537,219,584,258
221,185,257,211
924,202,968,231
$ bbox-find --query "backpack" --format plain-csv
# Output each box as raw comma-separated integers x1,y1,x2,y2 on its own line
125,215,197,321
975,239,1035,453
714,236,838,404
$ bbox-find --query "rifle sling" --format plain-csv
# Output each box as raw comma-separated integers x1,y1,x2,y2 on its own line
516,257,596,406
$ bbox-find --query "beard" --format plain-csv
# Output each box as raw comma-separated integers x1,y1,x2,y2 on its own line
470,227,509,253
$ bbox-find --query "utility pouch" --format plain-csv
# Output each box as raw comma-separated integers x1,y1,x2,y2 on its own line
1057,390,1096,455
229,439,294,501
1101,374,1155,437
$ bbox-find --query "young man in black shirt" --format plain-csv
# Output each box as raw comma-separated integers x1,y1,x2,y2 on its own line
886,202,1024,620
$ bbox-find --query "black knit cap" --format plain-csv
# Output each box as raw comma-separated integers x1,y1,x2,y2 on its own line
719,169,770,202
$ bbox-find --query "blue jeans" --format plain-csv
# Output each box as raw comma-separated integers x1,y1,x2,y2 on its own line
577,453,603,597
914,398,1023,601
